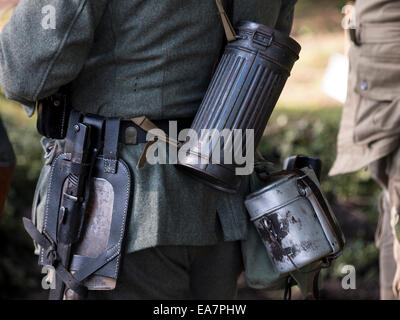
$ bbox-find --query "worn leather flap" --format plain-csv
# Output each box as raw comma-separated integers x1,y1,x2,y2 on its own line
39,154,132,288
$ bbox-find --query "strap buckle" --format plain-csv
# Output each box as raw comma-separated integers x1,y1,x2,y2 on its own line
252,31,274,48
45,244,59,266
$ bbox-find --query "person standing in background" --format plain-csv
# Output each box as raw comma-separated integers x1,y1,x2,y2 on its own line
330,0,400,300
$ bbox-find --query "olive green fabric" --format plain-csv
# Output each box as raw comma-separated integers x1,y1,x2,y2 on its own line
0,116,15,167
241,160,283,290
0,0,296,256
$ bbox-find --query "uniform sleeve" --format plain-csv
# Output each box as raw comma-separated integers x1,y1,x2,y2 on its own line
0,0,108,108
232,0,296,35
275,0,297,35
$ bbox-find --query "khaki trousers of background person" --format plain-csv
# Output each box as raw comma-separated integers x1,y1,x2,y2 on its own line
369,145,400,300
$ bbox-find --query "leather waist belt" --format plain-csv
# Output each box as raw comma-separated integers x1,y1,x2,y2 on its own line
76,111,193,147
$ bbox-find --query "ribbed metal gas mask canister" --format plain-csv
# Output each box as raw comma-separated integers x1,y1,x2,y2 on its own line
177,21,301,193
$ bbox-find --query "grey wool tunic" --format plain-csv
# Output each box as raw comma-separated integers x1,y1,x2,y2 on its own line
0,0,296,253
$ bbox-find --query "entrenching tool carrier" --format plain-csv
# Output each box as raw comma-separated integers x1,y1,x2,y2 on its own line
24,111,132,299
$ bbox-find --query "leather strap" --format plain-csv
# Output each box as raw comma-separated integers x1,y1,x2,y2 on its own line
119,117,193,145
132,116,181,147
103,118,120,173
66,110,193,146
64,111,82,154
82,113,105,152
71,246,120,281
136,139,158,169
132,116,182,169
284,155,322,181
22,218,88,297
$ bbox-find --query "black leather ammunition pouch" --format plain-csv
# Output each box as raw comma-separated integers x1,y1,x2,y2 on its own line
36,91,70,139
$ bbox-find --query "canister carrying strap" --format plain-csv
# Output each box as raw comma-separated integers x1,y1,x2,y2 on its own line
132,116,181,169
215,0,237,42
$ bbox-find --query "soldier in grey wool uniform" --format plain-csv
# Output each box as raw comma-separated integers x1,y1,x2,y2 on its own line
0,0,296,299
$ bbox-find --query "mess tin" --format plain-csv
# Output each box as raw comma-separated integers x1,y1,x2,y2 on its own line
245,168,345,274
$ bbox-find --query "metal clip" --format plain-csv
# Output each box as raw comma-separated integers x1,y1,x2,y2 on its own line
44,266,56,288
296,179,311,197
45,245,59,266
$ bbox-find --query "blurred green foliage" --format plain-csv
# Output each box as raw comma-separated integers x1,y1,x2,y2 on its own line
261,107,380,205
297,0,349,13
0,95,45,299
293,0,351,36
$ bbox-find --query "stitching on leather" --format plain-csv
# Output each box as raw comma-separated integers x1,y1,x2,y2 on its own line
113,158,131,278
41,152,65,264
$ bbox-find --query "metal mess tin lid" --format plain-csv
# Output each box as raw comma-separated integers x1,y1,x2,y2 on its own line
245,173,308,221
